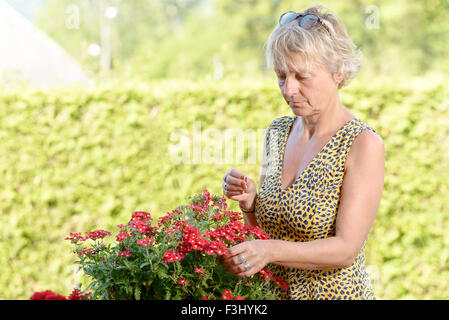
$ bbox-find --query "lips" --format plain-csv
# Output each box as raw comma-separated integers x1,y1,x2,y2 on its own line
286,98,307,103
289,100,307,106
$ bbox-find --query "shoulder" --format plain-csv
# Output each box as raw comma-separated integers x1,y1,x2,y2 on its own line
346,126,385,170
267,115,293,132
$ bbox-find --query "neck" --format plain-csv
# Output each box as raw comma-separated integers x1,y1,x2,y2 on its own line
298,99,350,139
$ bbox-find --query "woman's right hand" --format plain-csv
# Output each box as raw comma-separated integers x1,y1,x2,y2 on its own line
222,168,257,211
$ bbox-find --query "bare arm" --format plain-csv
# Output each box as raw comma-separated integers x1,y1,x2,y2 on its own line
242,174,265,227
243,127,269,227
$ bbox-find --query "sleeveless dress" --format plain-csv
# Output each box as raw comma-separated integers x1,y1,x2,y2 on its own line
255,115,377,300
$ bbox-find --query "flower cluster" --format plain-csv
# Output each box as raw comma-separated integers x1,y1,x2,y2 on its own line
64,232,87,244
118,250,132,258
162,250,185,263
65,229,111,244
222,288,244,300
259,267,288,291
85,229,111,240
176,224,228,256
68,289,92,300
136,238,154,247
30,289,91,300
65,189,288,300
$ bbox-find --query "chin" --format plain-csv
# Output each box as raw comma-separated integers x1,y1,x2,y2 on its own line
291,107,308,117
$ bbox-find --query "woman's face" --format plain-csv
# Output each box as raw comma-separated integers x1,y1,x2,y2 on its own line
275,52,341,118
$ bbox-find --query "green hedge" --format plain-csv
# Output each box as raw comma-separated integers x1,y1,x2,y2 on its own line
1,76,448,299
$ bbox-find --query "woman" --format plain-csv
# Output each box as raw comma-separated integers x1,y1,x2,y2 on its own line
221,4,385,300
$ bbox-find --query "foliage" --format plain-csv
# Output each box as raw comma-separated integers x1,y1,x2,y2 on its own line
64,189,286,300
31,0,449,80
0,75,448,299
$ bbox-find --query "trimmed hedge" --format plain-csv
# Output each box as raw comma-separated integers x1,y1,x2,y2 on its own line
1,75,448,299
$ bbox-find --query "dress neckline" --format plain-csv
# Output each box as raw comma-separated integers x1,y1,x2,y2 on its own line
279,116,358,192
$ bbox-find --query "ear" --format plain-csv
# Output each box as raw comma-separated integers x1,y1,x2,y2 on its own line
333,73,344,86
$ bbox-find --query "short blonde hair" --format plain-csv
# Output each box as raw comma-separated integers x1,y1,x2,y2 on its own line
264,4,362,89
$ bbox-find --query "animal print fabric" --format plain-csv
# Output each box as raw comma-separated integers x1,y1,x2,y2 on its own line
255,115,377,300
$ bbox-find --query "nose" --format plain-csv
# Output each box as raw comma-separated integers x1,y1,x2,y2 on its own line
282,74,301,99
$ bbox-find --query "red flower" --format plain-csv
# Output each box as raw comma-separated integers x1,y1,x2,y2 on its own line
45,294,67,300
164,228,175,235
222,210,242,221
190,204,207,212
201,189,212,209
78,248,97,257
194,267,202,274
30,290,66,300
221,289,245,300
222,288,234,300
67,289,91,300
64,233,87,244
178,278,187,286
85,229,111,240
118,250,132,258
158,212,174,227
212,212,223,220
218,196,228,210
162,250,185,263
259,267,273,281
116,229,134,242
127,211,156,237
136,238,155,247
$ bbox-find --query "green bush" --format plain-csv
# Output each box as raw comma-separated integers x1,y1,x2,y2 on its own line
0,75,448,299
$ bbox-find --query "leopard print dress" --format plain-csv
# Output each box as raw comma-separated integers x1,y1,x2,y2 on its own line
255,115,376,300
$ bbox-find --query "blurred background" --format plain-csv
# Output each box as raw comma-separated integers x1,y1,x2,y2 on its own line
3,0,449,84
0,0,448,300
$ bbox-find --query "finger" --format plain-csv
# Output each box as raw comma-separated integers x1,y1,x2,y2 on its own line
229,252,256,268
235,269,253,278
224,176,246,191
227,168,246,180
225,190,243,195
236,260,261,278
221,253,236,266
224,169,247,188
225,243,248,258
226,263,248,276
221,254,241,267
223,181,244,193
222,177,244,192
229,261,255,278
224,190,246,201
225,192,245,200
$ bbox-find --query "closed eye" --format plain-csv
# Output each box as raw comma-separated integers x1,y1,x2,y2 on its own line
296,73,310,81
276,71,312,85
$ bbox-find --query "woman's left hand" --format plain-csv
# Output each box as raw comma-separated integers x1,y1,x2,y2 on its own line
221,240,271,278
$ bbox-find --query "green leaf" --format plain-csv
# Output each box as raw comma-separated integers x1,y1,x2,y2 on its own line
134,286,141,300
140,262,152,268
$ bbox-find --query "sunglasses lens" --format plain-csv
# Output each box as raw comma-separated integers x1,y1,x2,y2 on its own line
279,11,299,25
300,14,319,29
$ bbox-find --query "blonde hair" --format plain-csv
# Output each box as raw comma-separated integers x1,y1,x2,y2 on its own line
264,4,362,89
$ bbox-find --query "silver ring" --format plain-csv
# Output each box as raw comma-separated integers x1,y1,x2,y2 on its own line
238,254,245,263
243,261,250,271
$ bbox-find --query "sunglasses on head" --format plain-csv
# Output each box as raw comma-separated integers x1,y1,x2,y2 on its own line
279,11,323,29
